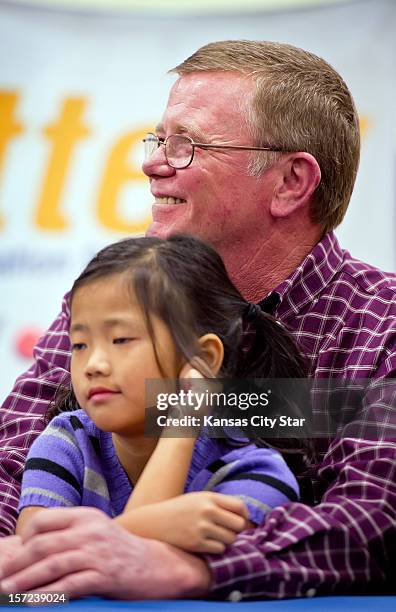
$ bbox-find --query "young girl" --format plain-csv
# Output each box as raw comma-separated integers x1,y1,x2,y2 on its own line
17,235,311,553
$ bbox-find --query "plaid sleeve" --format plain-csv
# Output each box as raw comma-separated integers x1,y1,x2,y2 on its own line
0,293,72,535
205,369,396,600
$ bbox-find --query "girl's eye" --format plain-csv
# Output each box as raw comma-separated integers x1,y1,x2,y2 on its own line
113,337,134,345
71,343,86,351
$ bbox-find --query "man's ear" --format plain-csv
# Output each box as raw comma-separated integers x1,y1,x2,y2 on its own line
197,333,224,376
270,152,321,218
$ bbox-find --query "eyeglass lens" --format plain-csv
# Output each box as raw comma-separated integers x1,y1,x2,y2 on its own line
166,135,193,168
143,134,158,159
143,134,193,169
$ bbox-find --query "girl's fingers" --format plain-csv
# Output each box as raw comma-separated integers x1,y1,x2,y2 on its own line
211,493,249,519
196,539,226,554
179,364,203,379
203,523,239,546
212,508,248,533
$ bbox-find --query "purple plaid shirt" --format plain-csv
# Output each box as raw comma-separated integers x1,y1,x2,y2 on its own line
2,231,396,600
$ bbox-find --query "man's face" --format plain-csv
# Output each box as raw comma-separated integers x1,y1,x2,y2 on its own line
143,71,275,252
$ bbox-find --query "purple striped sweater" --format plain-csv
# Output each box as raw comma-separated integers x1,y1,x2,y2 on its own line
18,409,299,525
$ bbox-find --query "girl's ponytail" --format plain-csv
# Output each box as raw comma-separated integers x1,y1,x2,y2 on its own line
230,303,315,488
236,303,307,380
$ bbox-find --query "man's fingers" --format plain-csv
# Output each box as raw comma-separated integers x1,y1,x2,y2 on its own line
1,570,103,601
38,570,106,599
19,507,102,542
2,530,78,580
0,536,22,563
0,550,89,594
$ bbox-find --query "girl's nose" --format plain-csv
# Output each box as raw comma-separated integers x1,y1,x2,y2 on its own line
85,351,111,377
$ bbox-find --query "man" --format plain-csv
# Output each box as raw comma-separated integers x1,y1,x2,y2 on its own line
1,40,396,600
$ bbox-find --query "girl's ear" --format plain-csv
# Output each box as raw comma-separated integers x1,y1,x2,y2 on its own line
197,333,224,376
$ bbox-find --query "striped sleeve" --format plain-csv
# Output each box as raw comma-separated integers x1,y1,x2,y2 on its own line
189,445,299,525
18,414,84,511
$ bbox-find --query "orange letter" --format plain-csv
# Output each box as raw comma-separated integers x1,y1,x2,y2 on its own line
97,126,151,234
0,91,24,229
35,97,90,230
359,115,370,139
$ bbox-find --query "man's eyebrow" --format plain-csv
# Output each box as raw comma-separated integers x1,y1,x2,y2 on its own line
155,122,206,142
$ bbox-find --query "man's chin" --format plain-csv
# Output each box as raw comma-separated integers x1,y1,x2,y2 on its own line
145,221,172,239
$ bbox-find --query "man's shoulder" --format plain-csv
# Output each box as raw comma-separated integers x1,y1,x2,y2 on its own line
277,233,396,322
339,250,396,299
322,247,396,323
324,251,396,356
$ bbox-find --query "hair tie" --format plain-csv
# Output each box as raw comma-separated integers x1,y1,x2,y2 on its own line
243,302,262,322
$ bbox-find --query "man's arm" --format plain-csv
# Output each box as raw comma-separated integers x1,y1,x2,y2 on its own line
204,436,396,600
1,435,395,599
2,362,396,600
4,379,396,600
0,507,212,599
0,293,71,535
202,367,396,600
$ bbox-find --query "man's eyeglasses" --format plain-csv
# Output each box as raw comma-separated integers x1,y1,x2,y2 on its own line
143,133,287,170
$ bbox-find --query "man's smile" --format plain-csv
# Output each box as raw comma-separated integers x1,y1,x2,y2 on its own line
154,196,187,205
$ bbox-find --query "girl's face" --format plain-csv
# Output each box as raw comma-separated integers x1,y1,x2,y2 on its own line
70,272,182,437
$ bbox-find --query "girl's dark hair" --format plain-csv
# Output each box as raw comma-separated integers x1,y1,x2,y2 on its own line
50,234,315,483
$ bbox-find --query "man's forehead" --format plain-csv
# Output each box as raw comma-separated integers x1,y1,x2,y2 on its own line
161,72,251,135
169,71,247,96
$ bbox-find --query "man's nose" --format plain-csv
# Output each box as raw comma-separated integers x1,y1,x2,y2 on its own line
85,350,111,377
142,144,176,178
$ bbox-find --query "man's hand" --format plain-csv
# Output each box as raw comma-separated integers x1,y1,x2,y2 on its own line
0,536,24,564
118,491,249,553
0,507,211,600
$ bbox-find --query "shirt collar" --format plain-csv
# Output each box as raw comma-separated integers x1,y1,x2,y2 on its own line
259,231,344,319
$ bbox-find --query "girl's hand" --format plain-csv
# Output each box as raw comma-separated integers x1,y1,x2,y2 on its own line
177,364,205,415
177,363,220,420
160,364,207,432
116,491,249,554
179,364,204,380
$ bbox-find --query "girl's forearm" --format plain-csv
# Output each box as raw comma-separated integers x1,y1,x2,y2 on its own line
114,505,162,538
126,369,204,511
125,436,196,510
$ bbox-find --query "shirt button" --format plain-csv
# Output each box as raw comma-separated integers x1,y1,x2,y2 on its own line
228,590,243,602
306,588,316,598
